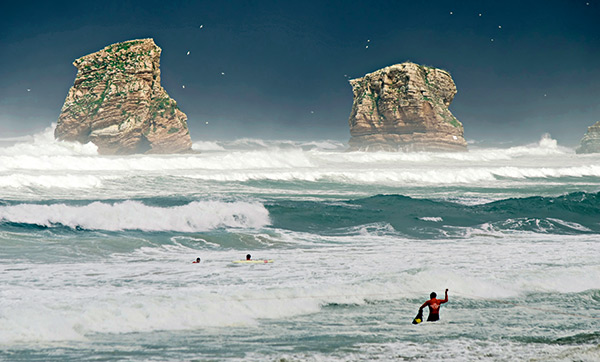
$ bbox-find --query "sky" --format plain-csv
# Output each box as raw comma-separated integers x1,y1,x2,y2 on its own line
1,0,599,146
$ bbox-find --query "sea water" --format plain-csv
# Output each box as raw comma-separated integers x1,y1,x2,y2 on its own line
0,126,599,361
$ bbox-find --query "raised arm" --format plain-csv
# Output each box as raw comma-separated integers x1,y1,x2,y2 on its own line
440,289,449,304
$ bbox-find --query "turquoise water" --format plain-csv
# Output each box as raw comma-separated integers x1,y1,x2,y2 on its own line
0,128,599,361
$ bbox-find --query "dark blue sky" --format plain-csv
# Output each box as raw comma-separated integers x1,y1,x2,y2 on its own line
1,0,599,145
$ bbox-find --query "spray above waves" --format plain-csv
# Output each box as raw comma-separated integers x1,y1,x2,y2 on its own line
0,200,269,232
0,123,98,157
3,127,600,194
0,126,576,167
192,138,346,152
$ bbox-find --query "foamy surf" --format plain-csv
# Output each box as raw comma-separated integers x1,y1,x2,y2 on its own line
0,200,270,231
1,232,598,344
1,126,599,361
0,174,104,189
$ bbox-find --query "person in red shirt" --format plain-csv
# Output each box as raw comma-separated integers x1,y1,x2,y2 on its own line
192,257,201,263
419,289,448,322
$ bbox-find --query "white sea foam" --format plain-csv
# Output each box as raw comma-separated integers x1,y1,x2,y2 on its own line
0,174,104,189
1,125,600,358
0,149,315,172
418,217,443,222
191,140,225,151
178,164,600,184
298,140,345,150
504,133,569,156
0,200,270,231
351,339,596,362
191,138,345,152
6,155,599,185
0,284,363,343
0,134,33,143
2,128,599,190
0,231,598,344
547,218,592,232
0,123,98,157
0,257,396,342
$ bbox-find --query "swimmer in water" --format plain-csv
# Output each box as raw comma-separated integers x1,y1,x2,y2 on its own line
419,289,448,321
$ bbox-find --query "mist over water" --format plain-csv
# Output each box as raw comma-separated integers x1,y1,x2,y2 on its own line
1,126,599,361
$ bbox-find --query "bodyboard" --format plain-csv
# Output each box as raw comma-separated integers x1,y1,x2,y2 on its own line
412,309,423,324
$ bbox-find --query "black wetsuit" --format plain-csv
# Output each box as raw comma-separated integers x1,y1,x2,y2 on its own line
427,312,439,322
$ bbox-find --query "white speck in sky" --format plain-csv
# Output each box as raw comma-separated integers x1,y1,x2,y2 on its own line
479,13,482,16
199,24,203,28
450,11,453,15
310,111,314,114
27,89,31,92
498,25,502,29
544,94,547,97
221,72,225,75
367,39,370,42
586,2,589,5
182,85,185,89
491,38,494,42
365,45,369,49
186,51,190,55
205,121,209,124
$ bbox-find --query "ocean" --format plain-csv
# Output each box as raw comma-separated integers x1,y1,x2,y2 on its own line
1,126,599,361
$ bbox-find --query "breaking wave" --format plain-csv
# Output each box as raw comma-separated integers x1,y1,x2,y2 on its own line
3,192,600,236
0,200,270,232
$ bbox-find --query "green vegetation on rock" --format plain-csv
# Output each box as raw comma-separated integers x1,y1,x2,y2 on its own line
57,39,192,154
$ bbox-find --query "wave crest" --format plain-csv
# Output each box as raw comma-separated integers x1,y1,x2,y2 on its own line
0,200,270,231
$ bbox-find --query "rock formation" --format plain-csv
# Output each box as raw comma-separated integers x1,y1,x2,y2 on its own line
347,62,467,152
55,38,192,154
576,121,600,154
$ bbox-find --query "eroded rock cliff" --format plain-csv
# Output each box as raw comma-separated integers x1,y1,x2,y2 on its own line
348,62,467,152
576,121,600,154
55,38,192,154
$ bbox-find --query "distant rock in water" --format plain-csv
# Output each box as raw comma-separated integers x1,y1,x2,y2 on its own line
347,62,467,152
576,121,600,154
55,39,192,154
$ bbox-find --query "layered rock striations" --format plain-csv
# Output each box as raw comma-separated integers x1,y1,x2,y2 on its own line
55,38,192,154
576,121,600,154
348,62,467,152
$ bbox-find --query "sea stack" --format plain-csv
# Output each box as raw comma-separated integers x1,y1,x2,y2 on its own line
55,38,192,154
576,121,600,154
347,62,467,152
